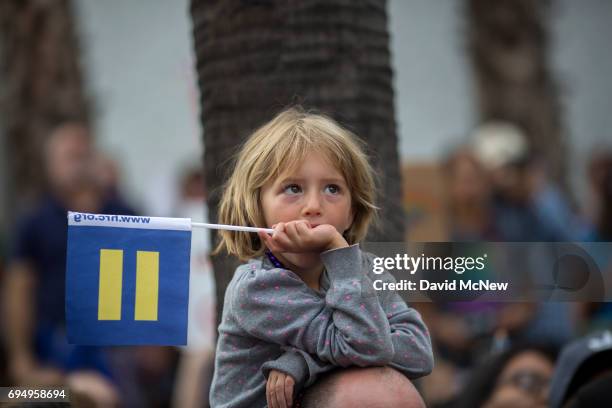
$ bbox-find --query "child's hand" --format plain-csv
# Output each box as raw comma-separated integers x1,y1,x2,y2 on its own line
258,221,348,254
266,369,295,408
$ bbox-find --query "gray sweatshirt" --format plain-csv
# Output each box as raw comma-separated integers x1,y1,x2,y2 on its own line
210,244,434,408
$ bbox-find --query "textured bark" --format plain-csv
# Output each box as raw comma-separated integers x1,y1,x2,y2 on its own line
467,0,567,187
0,0,90,212
190,0,404,324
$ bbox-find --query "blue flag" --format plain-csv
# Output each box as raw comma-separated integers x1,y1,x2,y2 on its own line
66,212,191,345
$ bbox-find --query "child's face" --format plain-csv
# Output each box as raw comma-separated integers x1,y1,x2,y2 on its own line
261,152,354,235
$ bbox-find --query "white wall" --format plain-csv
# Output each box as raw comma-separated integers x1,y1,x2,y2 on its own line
75,0,201,215
389,0,476,161
551,0,612,200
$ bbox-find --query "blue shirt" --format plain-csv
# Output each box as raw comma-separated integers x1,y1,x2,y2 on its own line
10,194,135,375
11,195,136,328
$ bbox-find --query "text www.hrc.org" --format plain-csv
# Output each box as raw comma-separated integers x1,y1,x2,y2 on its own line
72,213,151,224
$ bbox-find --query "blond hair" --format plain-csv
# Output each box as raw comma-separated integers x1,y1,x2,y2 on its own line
214,107,378,261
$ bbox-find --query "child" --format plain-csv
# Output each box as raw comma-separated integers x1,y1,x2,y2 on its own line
210,107,433,408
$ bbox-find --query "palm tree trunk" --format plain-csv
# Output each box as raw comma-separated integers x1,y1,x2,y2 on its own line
467,0,568,188
190,0,404,325
0,0,90,213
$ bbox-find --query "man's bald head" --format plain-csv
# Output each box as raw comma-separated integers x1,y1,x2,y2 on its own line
301,367,426,408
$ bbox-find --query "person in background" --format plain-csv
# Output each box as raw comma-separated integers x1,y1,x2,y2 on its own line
471,122,576,348
444,147,499,241
450,343,558,408
172,166,216,408
586,149,612,242
418,147,503,405
472,122,567,242
92,151,139,213
576,150,612,333
2,121,135,406
549,330,612,408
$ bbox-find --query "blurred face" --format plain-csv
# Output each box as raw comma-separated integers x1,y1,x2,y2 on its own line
260,152,354,237
46,123,94,191
485,351,554,408
491,165,532,203
449,154,490,206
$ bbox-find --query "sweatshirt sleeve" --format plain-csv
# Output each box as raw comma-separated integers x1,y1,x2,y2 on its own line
261,348,309,391
385,298,434,378
259,273,434,384
230,245,394,367
367,254,434,378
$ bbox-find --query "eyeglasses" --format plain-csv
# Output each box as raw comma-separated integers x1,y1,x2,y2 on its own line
497,370,551,397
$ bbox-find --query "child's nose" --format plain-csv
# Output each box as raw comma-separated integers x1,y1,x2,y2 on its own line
302,192,322,217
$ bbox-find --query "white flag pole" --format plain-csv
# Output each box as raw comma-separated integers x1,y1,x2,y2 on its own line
191,222,274,234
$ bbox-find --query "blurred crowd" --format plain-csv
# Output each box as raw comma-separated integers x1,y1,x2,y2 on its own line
0,119,611,407
416,121,612,407
0,121,215,407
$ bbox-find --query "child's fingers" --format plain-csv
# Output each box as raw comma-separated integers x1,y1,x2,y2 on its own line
273,222,285,238
257,230,269,245
258,230,272,247
258,230,273,250
285,220,312,249
295,221,310,237
285,222,299,241
267,239,283,254
269,371,283,408
276,373,290,408
284,375,295,407
266,374,274,408
291,220,311,240
274,373,287,408
260,230,284,253
296,221,318,249
270,223,291,251
272,228,294,252
266,370,289,408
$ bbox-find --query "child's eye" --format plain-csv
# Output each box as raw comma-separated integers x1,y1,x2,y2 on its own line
283,184,302,195
324,184,341,194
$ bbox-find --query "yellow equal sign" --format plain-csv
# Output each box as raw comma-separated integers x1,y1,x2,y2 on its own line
134,251,159,321
98,249,123,320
